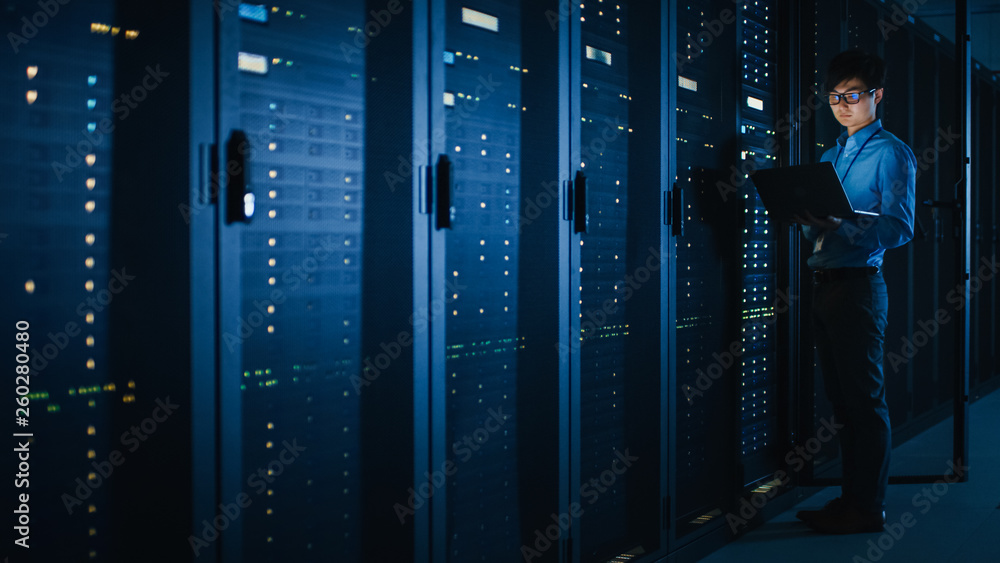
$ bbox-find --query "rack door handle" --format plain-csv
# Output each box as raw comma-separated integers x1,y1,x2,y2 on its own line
435,154,452,230
225,130,253,224
573,169,588,234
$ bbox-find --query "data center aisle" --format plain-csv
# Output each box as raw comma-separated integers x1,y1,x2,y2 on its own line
698,387,1000,563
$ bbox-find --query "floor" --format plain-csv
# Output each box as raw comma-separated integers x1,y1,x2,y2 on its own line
698,386,1000,563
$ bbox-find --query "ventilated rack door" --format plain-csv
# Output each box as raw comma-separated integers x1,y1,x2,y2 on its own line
218,3,381,561
571,1,664,561
437,3,524,559
0,1,122,559
736,0,783,486
420,0,560,562
670,0,743,538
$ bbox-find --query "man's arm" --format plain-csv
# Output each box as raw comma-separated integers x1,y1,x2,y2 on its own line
825,144,916,249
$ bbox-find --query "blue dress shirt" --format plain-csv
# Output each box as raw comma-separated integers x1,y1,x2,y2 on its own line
801,119,917,269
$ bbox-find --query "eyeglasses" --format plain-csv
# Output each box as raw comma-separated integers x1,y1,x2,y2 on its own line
825,88,878,105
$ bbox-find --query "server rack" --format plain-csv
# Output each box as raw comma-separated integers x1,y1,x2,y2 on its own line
0,1,139,559
570,2,664,561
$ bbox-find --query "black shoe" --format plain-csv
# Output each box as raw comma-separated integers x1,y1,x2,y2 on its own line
795,497,849,522
806,505,886,534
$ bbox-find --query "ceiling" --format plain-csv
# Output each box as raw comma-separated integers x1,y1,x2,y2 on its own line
910,0,1000,72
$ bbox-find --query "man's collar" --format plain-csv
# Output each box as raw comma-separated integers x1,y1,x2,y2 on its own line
838,119,883,147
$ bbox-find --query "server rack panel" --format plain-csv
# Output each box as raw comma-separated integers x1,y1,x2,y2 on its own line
1,1,132,560
438,3,524,559
846,0,880,54
574,1,664,560
907,36,945,421
214,2,402,561
671,0,744,540
801,0,845,474
737,0,783,487
974,78,998,387
934,47,961,408
969,76,996,387
422,2,568,561
880,22,917,430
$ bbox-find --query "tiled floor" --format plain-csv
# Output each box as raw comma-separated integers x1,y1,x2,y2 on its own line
698,387,1000,562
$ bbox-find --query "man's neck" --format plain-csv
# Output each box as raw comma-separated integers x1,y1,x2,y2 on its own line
847,117,877,137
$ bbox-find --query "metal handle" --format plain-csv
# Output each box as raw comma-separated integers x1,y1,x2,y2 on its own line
435,154,452,230
672,183,684,238
225,130,253,224
573,170,587,234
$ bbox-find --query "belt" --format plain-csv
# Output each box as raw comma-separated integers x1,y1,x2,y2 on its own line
812,266,880,284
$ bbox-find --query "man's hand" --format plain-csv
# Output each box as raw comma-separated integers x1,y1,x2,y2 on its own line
791,210,843,231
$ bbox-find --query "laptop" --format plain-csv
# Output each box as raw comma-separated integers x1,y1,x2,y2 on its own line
748,161,879,224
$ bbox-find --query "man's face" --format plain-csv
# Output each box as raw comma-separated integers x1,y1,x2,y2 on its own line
829,78,883,131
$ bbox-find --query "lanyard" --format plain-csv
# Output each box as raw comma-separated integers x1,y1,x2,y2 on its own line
834,126,883,184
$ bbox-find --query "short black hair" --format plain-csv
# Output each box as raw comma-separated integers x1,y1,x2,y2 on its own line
824,49,886,92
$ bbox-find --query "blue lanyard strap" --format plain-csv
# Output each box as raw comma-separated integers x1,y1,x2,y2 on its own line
834,126,883,184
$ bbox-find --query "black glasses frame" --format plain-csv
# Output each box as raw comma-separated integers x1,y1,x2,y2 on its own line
825,87,878,105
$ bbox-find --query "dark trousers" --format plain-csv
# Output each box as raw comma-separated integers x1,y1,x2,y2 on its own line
812,272,891,514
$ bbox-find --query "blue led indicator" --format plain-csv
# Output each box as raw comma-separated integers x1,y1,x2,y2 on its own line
238,4,268,23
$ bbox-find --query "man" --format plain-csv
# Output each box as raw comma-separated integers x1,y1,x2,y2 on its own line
793,50,917,534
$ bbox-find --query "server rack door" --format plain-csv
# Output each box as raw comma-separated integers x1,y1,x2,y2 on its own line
1,1,120,560
934,47,960,408
570,1,664,561
978,81,999,387
971,75,989,389
670,0,743,540
801,0,847,473
736,0,783,489
214,3,412,561
907,37,942,421
880,23,917,431
425,2,562,561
